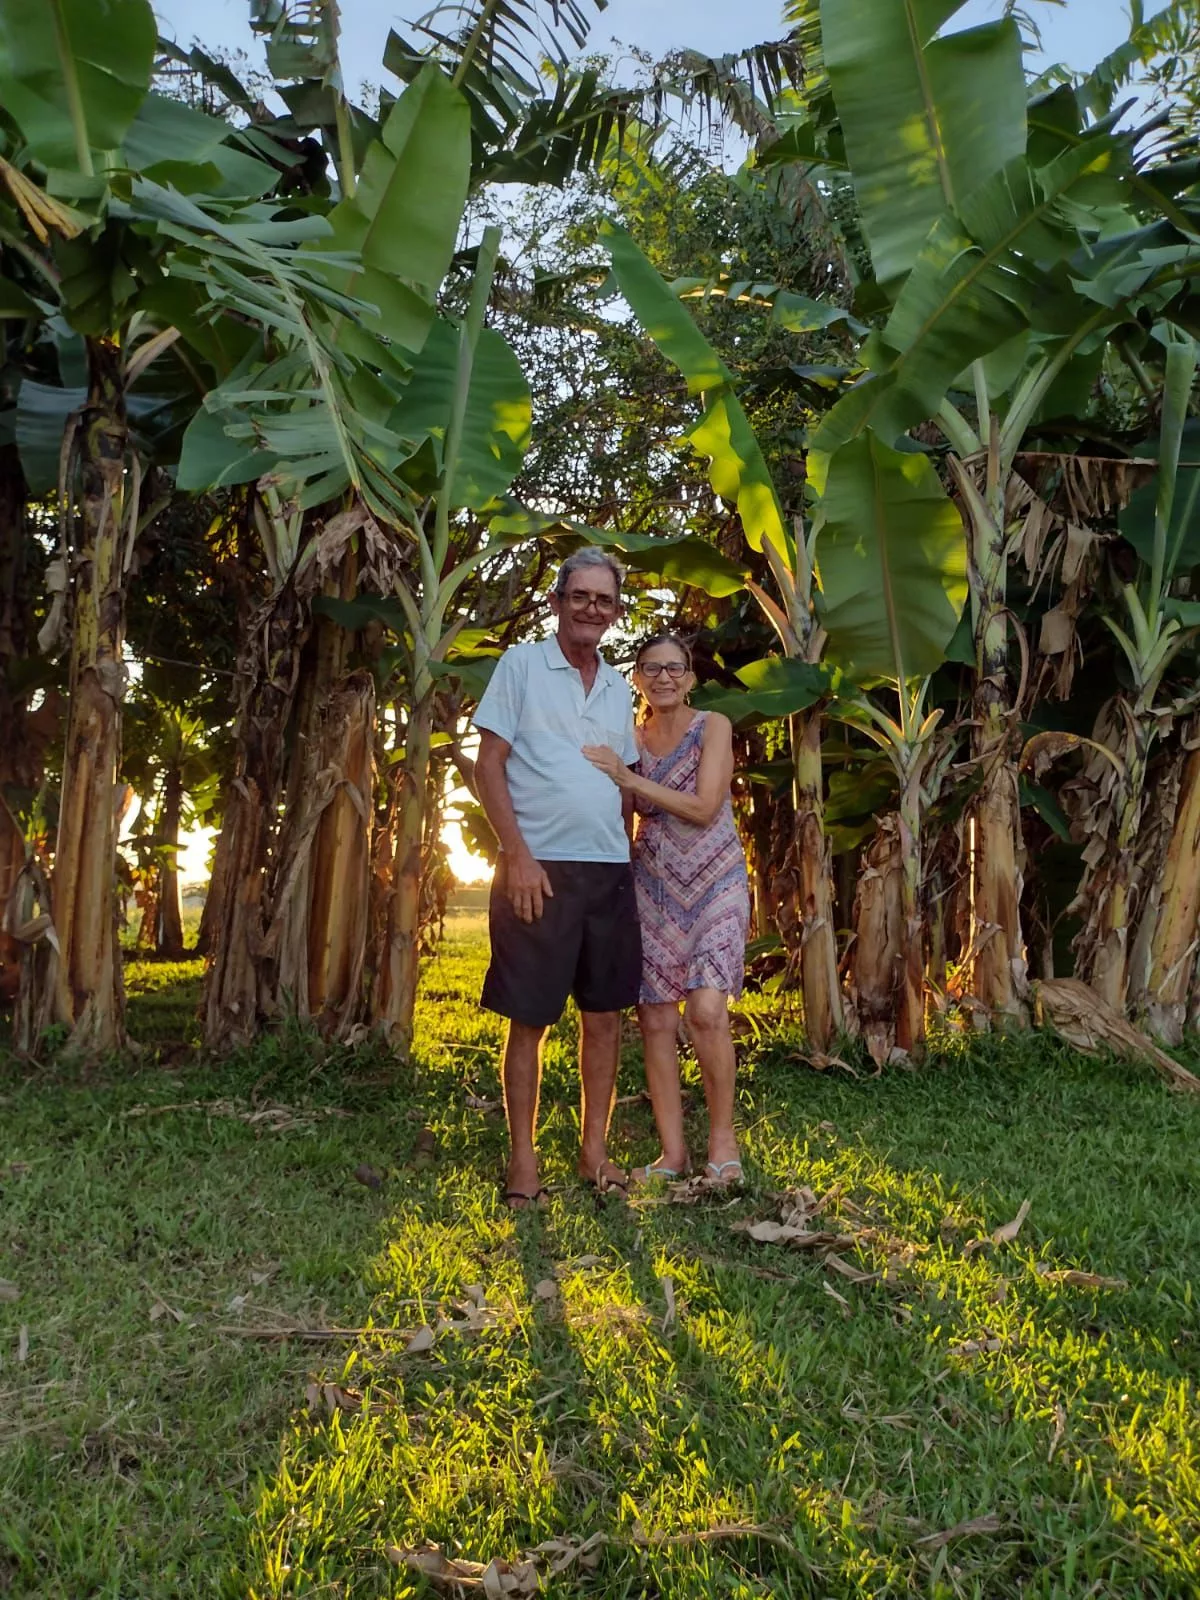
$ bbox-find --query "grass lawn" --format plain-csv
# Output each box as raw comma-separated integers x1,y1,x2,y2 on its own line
2,908,1200,1598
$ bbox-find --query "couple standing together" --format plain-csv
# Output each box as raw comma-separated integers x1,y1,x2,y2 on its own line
473,549,750,1208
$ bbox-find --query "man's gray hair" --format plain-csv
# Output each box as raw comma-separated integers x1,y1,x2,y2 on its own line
554,547,625,598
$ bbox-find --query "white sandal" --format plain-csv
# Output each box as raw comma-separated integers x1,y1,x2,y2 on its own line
704,1159,744,1188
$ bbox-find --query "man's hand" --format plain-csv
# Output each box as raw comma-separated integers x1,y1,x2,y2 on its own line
507,850,554,924
582,744,632,786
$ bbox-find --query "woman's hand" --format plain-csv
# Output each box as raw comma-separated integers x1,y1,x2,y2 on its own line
582,743,633,787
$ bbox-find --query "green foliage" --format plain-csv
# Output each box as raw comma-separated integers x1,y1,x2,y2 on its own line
814,432,968,685
0,0,156,170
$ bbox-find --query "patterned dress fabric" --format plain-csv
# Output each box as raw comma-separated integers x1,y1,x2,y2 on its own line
633,712,750,1003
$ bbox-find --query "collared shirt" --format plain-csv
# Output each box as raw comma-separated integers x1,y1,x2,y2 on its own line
473,634,637,863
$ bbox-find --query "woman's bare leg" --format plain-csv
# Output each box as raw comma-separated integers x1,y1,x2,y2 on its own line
683,986,740,1171
636,1001,689,1171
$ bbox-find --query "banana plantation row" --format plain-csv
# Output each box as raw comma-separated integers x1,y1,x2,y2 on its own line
2,0,1200,1063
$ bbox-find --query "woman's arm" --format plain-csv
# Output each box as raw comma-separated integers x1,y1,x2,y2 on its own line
583,714,734,828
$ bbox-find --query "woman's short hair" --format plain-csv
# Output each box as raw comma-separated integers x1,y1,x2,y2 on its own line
634,632,693,671
553,548,625,598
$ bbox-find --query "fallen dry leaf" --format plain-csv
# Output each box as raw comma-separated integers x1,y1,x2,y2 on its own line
823,1281,852,1317
148,1297,185,1325
917,1512,1005,1548
385,1544,539,1597
824,1253,879,1286
463,1283,486,1306
17,1325,28,1363
948,1336,1006,1358
1036,1266,1127,1290
410,1127,437,1170
532,1278,558,1302
1048,1401,1067,1463
731,1220,857,1250
991,1199,1031,1245
465,1094,503,1114
305,1381,362,1416
0,1281,17,1303
660,1276,676,1334
353,1163,383,1190
1034,977,1200,1092
406,1325,436,1354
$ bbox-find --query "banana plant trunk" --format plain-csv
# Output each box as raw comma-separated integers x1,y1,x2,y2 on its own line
791,707,843,1051
202,583,307,1047
962,460,1027,1025
39,340,130,1055
155,765,185,959
1073,698,1153,1013
1139,732,1200,1043
0,448,29,1000
851,813,904,1066
267,549,375,1036
374,687,434,1052
896,760,925,1055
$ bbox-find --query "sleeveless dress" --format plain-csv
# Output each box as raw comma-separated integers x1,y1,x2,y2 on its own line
633,712,750,1003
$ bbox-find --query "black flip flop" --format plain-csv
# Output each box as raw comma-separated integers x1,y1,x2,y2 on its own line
504,1187,549,1211
583,1166,629,1198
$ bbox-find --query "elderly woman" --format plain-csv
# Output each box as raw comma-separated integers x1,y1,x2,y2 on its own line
583,632,749,1186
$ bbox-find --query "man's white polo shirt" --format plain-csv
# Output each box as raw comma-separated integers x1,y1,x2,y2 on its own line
473,634,637,863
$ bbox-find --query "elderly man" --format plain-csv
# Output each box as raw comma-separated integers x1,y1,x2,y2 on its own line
473,549,640,1207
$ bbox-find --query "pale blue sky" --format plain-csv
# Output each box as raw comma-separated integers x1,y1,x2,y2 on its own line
155,0,1135,102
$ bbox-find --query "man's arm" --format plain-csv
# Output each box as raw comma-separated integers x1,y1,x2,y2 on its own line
475,731,554,924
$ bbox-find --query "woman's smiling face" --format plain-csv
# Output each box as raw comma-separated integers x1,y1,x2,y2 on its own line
634,641,694,712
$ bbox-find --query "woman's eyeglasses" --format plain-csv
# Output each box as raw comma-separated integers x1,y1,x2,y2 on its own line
638,661,689,679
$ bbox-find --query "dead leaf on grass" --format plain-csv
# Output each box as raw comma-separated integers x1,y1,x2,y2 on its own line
917,1512,1005,1548
385,1544,539,1596
353,1163,383,1190
1036,1264,1127,1290
823,1281,852,1317
305,1381,362,1416
660,1276,676,1334
0,1281,17,1303
1048,1401,1067,1462
532,1278,558,1302
410,1127,437,1169
148,1297,185,1325
731,1221,857,1250
948,1336,1006,1358
17,1325,28,1362
992,1199,1031,1245
463,1283,486,1306
824,1253,879,1286
406,1325,436,1354
465,1094,503,1114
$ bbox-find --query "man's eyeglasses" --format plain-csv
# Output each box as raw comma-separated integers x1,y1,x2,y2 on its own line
564,589,617,614
638,661,689,679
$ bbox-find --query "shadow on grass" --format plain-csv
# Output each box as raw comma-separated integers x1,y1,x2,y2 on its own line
3,910,1198,1598
228,931,1200,1600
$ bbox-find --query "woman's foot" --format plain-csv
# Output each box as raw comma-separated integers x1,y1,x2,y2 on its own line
506,1154,545,1210
630,1154,691,1184
703,1157,743,1189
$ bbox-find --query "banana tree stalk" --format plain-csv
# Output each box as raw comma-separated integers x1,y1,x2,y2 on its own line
375,225,502,1051
1145,735,1200,1043
840,682,941,1060
1073,336,1199,1013
45,338,133,1054
755,523,845,1050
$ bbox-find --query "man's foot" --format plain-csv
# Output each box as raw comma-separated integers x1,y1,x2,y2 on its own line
504,1186,549,1211
505,1155,544,1211
578,1157,628,1195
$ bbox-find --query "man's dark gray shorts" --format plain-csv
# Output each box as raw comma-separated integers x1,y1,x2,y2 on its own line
481,858,642,1028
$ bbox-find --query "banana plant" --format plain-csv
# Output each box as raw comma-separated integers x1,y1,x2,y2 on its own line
604,223,969,1054
1072,332,1200,1024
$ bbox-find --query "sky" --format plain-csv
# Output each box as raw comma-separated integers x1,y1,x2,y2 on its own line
153,0,1136,99
159,0,1138,884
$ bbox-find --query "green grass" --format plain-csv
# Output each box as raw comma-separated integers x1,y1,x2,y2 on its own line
3,908,1200,1597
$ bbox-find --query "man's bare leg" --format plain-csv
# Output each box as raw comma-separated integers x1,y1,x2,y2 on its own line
502,1019,547,1206
577,1009,625,1187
